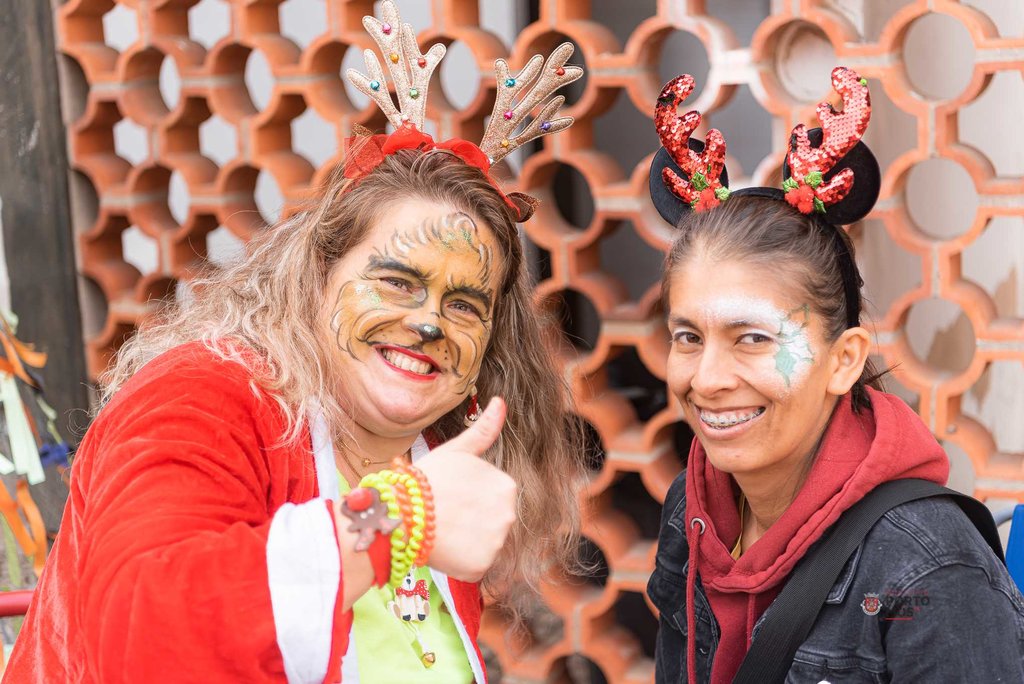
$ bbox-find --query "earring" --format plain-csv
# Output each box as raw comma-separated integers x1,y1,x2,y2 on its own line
464,385,481,427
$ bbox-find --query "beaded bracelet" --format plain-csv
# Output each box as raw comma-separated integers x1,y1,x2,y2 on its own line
359,471,419,586
383,471,422,573
377,469,427,583
345,464,436,587
383,471,418,575
392,458,436,566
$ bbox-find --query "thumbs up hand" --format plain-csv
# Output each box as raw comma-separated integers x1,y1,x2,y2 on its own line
416,397,516,582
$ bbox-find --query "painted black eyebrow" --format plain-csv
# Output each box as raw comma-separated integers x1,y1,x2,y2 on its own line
449,284,493,312
366,255,432,282
668,316,772,331
722,319,770,330
668,316,698,330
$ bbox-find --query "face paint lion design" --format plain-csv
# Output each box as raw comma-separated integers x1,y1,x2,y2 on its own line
329,210,499,400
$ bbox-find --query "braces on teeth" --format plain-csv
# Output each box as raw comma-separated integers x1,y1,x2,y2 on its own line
700,407,764,428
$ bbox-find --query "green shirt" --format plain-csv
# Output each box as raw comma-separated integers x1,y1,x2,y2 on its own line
339,473,473,682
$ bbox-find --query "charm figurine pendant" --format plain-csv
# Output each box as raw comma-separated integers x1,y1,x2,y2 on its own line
388,570,437,668
389,570,431,622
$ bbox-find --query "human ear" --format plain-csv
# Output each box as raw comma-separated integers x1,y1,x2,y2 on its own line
826,326,871,397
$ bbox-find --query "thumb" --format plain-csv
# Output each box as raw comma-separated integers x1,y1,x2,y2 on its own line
444,397,506,457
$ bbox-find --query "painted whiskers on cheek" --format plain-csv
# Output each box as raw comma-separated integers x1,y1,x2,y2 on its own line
447,320,492,393
773,304,815,388
330,280,415,360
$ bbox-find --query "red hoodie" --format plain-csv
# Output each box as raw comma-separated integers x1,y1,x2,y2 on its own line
682,388,949,684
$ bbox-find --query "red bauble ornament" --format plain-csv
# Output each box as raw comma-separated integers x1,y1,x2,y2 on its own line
347,487,374,512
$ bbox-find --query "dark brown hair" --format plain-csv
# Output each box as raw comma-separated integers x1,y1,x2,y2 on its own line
661,194,883,410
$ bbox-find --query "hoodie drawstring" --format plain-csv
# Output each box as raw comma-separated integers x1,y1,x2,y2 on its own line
686,517,705,684
746,594,756,649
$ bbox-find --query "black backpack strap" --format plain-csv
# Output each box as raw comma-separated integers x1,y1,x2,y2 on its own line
732,478,1003,684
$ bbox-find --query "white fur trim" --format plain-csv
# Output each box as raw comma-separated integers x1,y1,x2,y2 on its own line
309,402,339,499
267,501,340,683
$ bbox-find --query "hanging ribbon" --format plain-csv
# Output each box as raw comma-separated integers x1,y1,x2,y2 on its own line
1,374,43,485
0,310,46,389
0,308,66,582
0,309,53,484
0,478,47,577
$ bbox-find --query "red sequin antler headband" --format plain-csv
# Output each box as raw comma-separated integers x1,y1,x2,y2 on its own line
649,66,879,226
655,75,729,212
783,67,872,215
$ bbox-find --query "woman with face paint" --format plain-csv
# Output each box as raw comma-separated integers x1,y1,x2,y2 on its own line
646,70,1024,683
5,5,586,683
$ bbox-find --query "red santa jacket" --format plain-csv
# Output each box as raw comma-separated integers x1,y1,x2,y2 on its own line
4,342,487,683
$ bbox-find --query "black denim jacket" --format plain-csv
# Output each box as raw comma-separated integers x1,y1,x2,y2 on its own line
648,472,1024,683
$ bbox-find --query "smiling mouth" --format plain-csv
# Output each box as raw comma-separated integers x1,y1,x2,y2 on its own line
697,406,766,430
376,346,439,376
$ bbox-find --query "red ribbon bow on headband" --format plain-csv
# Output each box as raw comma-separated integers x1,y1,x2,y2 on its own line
343,123,520,217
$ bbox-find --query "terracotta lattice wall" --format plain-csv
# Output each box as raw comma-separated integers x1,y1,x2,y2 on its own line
54,0,1024,681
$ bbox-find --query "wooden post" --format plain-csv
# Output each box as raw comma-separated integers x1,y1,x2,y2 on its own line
0,0,89,529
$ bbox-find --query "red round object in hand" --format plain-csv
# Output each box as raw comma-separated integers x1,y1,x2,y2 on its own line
346,487,374,512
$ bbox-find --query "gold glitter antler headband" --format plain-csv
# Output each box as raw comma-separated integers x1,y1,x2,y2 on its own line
345,1,446,130
346,1,583,165
479,42,583,164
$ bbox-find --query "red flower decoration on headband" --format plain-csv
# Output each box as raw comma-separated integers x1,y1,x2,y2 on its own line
344,123,519,217
693,187,721,212
785,183,816,214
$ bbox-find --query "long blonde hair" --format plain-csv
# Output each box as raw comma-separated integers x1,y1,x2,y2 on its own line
102,147,585,607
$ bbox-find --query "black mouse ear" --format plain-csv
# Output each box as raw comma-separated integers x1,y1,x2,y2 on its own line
783,127,880,225
649,139,731,227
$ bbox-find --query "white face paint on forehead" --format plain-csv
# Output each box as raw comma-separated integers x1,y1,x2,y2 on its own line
698,295,786,327
695,295,816,394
